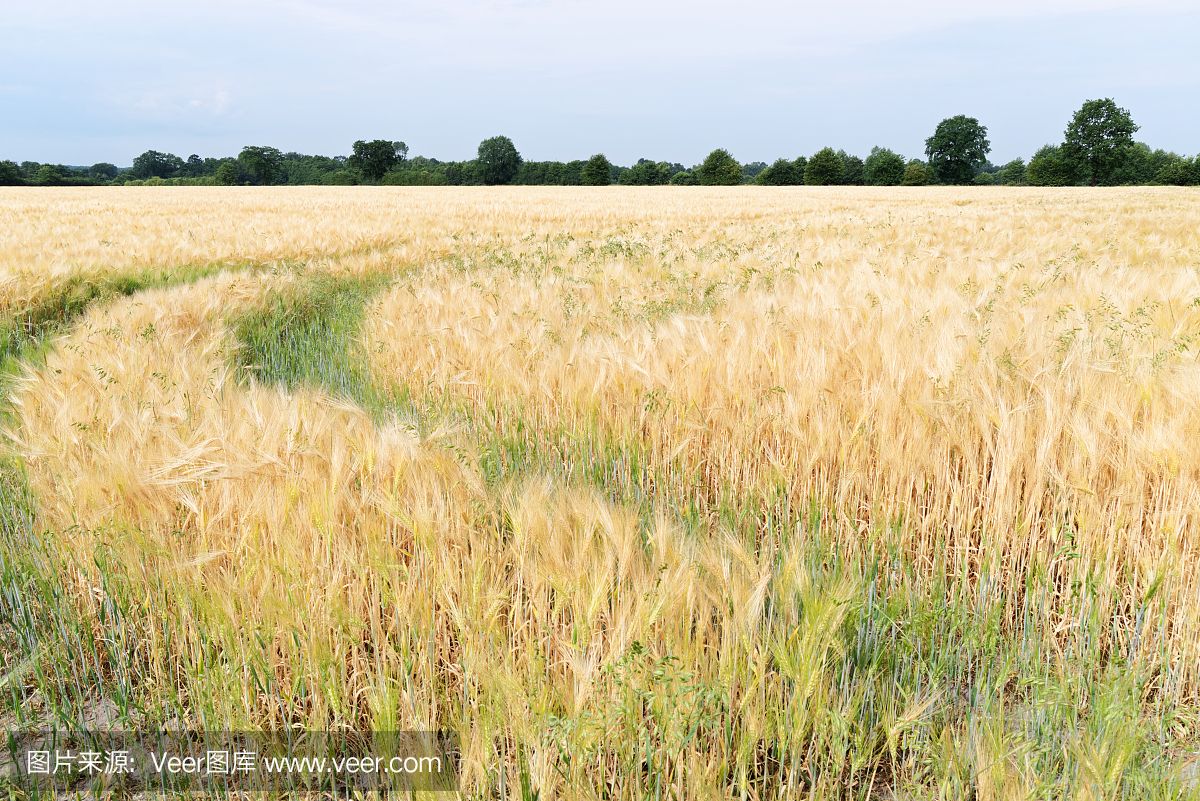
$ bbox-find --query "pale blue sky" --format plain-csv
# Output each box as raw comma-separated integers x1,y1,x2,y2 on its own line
2,0,1197,167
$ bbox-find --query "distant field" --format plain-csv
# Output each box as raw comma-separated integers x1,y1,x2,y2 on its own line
3,186,1200,798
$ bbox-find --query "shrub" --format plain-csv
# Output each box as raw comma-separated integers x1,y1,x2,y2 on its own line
380,168,447,186
901,163,929,186
324,170,360,186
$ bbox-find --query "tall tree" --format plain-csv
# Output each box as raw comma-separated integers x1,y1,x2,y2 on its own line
924,116,990,184
347,140,408,181
477,136,522,185
582,154,612,185
239,146,285,185
698,149,742,185
1062,98,1138,186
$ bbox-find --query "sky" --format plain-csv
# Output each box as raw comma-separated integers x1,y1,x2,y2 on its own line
2,0,1198,168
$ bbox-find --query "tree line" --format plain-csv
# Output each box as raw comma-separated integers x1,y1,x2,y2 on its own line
2,99,1195,188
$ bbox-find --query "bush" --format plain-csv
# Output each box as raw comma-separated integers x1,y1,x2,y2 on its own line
973,172,996,185
804,148,843,185
669,171,697,186
901,163,929,186
324,170,360,186
380,168,446,186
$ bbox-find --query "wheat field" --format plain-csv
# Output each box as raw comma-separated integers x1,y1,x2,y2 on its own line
3,185,1200,798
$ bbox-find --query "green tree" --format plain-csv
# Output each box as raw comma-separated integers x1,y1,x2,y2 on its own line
742,161,768,182
755,158,803,186
1111,144,1180,185
862,147,905,186
582,154,612,185
239,146,284,185
1063,98,1139,186
620,159,672,185
89,163,119,181
1026,145,1079,186
347,140,408,182
35,165,65,186
1,160,27,185
901,161,929,186
215,162,239,186
380,168,445,186
805,147,843,185
670,171,697,186
698,149,742,185
477,136,522,185
131,150,184,180
1000,158,1026,185
179,155,205,177
324,169,360,186
924,115,990,184
1156,158,1196,186
838,151,864,185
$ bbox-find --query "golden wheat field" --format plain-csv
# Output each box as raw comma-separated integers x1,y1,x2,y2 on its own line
3,185,1200,798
